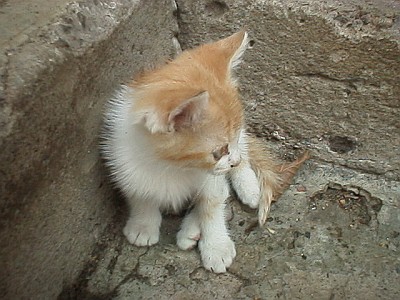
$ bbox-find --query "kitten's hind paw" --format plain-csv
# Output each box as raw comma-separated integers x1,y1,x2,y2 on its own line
177,222,201,250
123,221,160,247
177,209,202,250
177,232,200,250
199,236,236,273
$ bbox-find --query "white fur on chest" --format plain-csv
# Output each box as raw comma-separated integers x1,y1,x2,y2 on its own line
101,86,206,209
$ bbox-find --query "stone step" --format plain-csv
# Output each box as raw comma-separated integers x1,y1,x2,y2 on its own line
0,1,180,299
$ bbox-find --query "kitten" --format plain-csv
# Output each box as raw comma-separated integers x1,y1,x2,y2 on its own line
101,31,308,273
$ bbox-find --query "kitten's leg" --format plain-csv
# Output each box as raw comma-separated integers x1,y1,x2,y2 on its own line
177,207,201,250
230,159,261,209
230,129,261,208
197,175,236,273
123,199,162,247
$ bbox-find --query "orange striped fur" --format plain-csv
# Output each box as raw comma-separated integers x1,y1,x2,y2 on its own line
129,31,247,170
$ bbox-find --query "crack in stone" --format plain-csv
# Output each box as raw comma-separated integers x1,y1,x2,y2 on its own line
111,247,151,294
172,0,185,51
106,236,124,275
57,223,120,299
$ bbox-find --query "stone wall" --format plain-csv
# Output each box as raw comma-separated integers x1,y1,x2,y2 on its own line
177,0,400,180
0,0,179,298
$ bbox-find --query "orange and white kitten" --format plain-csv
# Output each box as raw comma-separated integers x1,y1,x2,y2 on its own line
101,31,306,273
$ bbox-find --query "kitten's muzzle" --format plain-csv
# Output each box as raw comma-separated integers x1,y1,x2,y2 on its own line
229,156,241,168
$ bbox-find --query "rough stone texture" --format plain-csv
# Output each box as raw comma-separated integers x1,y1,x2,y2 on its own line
0,0,179,299
60,160,400,299
1,0,400,299
176,0,400,180
63,0,397,298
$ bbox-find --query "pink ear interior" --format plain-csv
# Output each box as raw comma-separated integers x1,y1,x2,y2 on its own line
168,91,209,131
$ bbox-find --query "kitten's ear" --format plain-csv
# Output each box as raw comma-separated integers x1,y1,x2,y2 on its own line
134,91,209,133
168,91,209,131
219,30,249,80
225,30,249,70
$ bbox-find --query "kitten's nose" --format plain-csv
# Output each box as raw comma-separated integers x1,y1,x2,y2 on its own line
229,156,241,168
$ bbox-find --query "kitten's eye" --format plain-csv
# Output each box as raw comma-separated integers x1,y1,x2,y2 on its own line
212,144,229,161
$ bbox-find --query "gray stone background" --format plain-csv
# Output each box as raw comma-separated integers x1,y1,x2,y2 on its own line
0,0,399,299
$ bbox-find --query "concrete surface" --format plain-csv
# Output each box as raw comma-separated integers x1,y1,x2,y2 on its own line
0,0,179,299
59,160,400,299
1,0,399,299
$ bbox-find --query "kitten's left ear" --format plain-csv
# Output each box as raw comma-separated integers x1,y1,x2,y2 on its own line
219,30,250,81
168,91,209,131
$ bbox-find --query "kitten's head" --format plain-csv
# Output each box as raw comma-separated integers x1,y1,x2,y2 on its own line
131,31,250,174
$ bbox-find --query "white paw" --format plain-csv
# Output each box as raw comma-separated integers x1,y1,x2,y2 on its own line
177,215,201,250
198,236,236,273
177,231,201,250
231,166,260,209
123,219,160,247
238,180,260,209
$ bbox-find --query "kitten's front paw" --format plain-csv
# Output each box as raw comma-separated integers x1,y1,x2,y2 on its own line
231,166,260,209
198,236,236,273
238,181,260,209
123,219,160,247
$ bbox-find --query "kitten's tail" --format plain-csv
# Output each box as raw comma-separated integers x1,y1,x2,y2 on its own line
248,137,310,226
274,150,310,198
